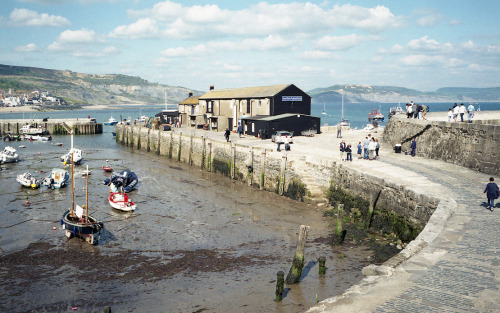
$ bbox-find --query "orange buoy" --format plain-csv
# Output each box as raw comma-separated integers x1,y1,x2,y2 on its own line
52,226,57,230
25,200,29,205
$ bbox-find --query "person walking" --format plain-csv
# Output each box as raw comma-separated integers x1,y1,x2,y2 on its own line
224,128,230,142
467,103,475,123
447,108,452,122
276,134,282,151
459,103,466,122
484,177,499,211
375,138,380,158
363,137,370,159
368,138,376,160
453,103,459,122
339,140,346,161
337,123,342,138
237,123,243,137
410,138,417,157
357,141,362,159
346,144,352,162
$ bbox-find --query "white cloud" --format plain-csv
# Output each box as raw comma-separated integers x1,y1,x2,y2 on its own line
14,43,39,52
298,51,335,60
48,29,105,51
113,2,403,40
415,9,443,27
398,54,446,66
161,44,213,57
109,18,159,39
71,46,120,58
315,34,377,51
8,8,70,27
241,35,293,51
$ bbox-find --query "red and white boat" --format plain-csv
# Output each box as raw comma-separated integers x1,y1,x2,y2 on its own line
102,159,113,172
109,192,137,212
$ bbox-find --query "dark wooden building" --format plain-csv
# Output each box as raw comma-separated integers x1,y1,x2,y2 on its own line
241,113,321,139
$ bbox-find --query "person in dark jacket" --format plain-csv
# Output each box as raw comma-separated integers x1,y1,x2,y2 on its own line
410,138,417,157
484,177,499,211
224,128,230,142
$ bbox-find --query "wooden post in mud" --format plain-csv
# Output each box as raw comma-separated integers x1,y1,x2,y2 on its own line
285,225,310,284
248,148,253,186
189,133,194,165
366,196,375,229
231,145,236,179
318,256,326,275
207,142,212,172
279,154,287,195
275,271,284,301
260,150,266,190
156,129,161,155
332,203,345,245
201,136,206,169
177,131,182,162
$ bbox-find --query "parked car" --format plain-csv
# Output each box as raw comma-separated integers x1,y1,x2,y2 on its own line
271,131,293,143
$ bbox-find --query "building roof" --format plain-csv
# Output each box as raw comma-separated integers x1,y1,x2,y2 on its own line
199,84,291,100
178,96,199,105
241,113,319,121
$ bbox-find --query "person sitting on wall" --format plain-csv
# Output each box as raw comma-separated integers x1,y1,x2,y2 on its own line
284,135,290,151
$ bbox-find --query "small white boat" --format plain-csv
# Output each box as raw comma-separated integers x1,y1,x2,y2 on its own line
16,172,40,189
109,192,137,212
25,135,52,141
104,116,118,126
43,168,70,189
60,131,83,165
0,146,20,163
80,169,92,176
61,148,83,165
20,124,47,135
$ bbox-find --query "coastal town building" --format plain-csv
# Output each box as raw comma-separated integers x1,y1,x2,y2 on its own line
176,84,319,137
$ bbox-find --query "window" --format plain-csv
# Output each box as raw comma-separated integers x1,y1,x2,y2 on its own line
207,101,213,113
246,100,251,114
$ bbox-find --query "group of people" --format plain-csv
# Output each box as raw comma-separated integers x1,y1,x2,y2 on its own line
405,101,429,120
339,134,380,161
448,103,475,123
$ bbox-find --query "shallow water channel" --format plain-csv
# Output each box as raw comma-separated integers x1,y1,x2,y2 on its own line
0,132,375,312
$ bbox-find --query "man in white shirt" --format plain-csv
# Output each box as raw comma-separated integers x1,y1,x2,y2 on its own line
459,103,466,122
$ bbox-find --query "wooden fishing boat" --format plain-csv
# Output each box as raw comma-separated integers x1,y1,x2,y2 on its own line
16,172,40,189
60,158,103,245
368,106,385,122
109,192,137,212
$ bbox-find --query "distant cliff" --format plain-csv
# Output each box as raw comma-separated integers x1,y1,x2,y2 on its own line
308,84,500,103
2,64,499,105
0,64,203,105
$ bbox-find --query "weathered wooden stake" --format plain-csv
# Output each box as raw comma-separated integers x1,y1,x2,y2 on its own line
285,225,310,284
318,256,326,275
279,154,287,195
275,271,285,301
260,150,266,190
332,204,345,245
248,148,253,186
207,142,212,172
366,196,374,229
231,145,236,179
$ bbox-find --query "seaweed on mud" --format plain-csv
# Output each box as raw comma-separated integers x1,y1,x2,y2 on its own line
0,241,276,287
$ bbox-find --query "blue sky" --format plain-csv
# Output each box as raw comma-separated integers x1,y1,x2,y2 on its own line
1,0,499,92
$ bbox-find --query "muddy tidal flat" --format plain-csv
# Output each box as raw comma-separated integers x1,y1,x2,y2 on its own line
0,133,377,313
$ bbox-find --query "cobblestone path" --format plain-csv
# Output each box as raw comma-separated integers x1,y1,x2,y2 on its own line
373,155,499,312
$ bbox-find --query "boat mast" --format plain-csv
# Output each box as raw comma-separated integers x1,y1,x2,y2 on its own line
341,93,344,121
164,88,168,110
85,165,89,224
70,153,74,217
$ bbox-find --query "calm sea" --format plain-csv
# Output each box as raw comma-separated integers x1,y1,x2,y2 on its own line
1,102,499,130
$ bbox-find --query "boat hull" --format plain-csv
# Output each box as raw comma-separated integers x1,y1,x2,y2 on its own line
61,210,103,245
109,192,137,211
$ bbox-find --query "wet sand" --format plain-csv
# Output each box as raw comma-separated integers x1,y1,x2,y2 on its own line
0,133,388,312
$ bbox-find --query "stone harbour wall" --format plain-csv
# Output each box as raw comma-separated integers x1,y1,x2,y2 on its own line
115,125,440,237
383,116,500,176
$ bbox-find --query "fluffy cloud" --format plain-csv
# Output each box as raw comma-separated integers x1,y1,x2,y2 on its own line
109,18,159,39
315,34,378,51
13,43,39,52
298,51,336,60
48,28,107,55
113,1,403,40
8,8,70,27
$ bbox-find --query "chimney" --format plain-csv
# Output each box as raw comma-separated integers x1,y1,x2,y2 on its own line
210,85,214,91
188,91,193,97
